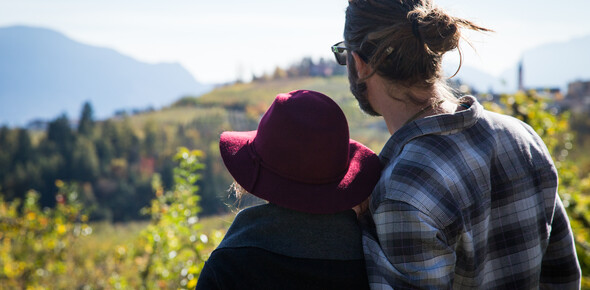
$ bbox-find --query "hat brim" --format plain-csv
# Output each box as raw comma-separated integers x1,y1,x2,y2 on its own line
219,131,382,214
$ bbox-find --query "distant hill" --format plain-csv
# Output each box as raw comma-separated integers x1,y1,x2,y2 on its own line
442,62,498,94
499,34,590,92
169,76,391,152
443,34,590,94
0,26,212,126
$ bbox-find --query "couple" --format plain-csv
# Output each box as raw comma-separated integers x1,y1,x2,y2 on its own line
197,0,581,289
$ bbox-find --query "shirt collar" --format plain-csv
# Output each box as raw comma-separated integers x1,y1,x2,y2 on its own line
379,96,482,165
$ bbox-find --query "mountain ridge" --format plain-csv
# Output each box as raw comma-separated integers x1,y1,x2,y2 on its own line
2,25,590,126
0,25,211,126
443,34,590,94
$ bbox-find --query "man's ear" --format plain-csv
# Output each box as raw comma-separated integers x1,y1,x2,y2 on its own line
351,52,370,79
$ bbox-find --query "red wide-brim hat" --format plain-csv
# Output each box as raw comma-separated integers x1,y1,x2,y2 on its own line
219,90,382,214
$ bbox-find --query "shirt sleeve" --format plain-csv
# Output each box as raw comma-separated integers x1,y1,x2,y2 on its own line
365,199,456,289
539,196,581,289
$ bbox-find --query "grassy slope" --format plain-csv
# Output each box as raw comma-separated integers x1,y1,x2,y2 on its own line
133,76,390,153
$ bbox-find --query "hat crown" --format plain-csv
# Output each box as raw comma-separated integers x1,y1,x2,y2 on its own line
253,90,350,183
219,89,382,214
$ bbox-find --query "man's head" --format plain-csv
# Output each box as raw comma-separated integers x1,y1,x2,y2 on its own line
341,0,491,111
347,51,381,116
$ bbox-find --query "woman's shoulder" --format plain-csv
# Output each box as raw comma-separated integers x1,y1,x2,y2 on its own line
217,204,364,260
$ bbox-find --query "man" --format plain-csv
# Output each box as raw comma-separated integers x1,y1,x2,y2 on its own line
334,0,581,288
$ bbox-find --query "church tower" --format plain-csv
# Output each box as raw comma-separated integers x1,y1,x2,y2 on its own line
518,60,524,91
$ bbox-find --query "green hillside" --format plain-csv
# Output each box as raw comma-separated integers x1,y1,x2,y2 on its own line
3,76,590,286
0,76,390,221
125,76,390,215
159,76,389,151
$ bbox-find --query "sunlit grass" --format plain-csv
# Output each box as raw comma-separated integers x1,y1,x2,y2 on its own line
87,213,235,249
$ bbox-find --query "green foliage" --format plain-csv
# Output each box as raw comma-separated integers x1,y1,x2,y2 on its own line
134,147,222,289
179,76,389,152
0,147,225,288
0,182,92,289
71,137,100,182
484,91,590,286
137,148,207,288
0,76,390,221
78,101,95,137
2,77,590,287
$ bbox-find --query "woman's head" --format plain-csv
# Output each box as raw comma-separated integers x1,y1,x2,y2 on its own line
218,90,382,214
344,0,491,88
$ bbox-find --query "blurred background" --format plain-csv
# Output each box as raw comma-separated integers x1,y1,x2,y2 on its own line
2,0,590,125
1,0,590,288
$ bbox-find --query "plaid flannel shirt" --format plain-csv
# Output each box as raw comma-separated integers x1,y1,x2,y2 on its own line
363,96,581,289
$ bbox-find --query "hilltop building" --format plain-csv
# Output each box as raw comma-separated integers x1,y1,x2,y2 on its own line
518,60,524,92
531,87,564,101
451,58,589,114
517,60,563,100
562,80,590,114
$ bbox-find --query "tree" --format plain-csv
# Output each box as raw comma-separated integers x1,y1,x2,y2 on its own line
71,137,100,182
0,140,10,186
47,114,74,146
0,127,15,181
143,120,158,157
13,129,33,165
137,147,214,288
78,102,95,137
272,66,287,79
0,126,11,152
47,115,74,180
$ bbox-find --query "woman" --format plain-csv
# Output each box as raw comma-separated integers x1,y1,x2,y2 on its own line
195,90,382,289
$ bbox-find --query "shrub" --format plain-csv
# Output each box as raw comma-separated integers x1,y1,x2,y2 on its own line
0,182,91,288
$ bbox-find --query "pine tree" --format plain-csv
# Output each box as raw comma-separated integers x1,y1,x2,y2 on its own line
78,102,95,137
13,129,33,165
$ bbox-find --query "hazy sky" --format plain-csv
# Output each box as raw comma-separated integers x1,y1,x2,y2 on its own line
1,0,589,84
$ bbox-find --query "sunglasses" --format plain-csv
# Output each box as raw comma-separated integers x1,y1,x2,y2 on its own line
331,41,348,65
331,41,371,66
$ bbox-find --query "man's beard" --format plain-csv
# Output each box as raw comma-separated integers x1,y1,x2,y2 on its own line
347,58,381,117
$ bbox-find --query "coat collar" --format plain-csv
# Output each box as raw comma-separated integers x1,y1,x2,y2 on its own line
217,203,363,260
